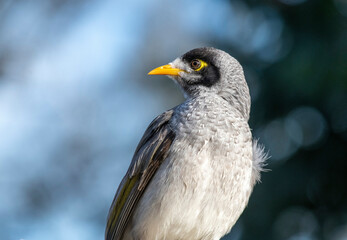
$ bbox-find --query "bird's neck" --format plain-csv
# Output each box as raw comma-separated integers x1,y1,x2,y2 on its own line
184,90,251,121
219,90,251,121
218,74,251,121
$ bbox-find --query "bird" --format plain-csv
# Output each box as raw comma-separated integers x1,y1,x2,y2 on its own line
105,47,268,240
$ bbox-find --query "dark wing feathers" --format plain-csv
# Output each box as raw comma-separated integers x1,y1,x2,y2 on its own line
105,110,175,240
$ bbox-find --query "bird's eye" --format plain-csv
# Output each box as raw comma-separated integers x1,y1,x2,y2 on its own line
190,59,201,70
190,59,208,71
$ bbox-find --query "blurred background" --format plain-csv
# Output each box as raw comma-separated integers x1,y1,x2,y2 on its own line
0,0,346,239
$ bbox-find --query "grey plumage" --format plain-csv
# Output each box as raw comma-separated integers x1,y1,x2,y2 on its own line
106,47,268,240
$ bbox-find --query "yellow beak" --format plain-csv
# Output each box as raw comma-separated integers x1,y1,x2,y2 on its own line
148,64,182,76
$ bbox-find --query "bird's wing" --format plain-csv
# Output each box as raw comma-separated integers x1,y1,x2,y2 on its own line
105,110,175,240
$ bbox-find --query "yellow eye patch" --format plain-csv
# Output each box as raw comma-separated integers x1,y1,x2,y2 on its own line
190,59,208,71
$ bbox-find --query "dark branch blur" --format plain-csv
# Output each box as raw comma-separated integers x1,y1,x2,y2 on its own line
0,0,346,239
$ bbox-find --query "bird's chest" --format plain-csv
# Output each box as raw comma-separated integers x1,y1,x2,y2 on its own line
170,120,253,198
132,101,254,239
156,115,253,238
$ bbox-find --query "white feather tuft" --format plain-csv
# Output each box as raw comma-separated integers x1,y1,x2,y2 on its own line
252,139,270,184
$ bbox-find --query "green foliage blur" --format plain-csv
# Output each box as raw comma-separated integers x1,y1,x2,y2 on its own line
222,0,347,239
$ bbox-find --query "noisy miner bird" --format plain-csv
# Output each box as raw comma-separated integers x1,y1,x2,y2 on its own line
105,47,268,240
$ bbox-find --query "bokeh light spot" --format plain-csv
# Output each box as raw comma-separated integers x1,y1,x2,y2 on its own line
286,107,327,148
262,119,298,161
273,207,318,240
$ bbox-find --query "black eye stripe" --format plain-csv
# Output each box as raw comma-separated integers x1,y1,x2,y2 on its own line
182,48,215,64
181,48,220,88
